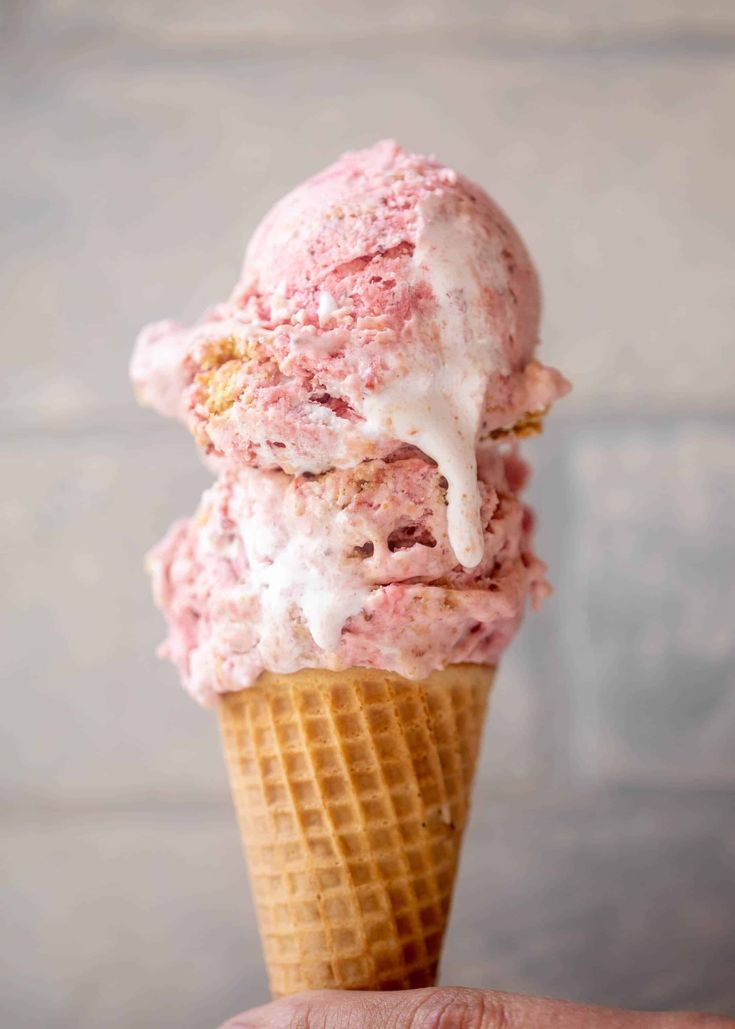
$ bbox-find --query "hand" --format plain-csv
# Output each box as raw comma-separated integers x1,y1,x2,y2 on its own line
221,986,732,1028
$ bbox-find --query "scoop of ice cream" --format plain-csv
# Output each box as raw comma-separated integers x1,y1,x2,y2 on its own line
132,141,569,569
148,447,548,706
236,139,540,368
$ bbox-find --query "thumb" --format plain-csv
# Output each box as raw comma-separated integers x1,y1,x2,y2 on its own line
219,986,729,1028
220,989,503,1028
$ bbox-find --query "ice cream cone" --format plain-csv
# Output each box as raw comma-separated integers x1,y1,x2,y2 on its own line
218,663,494,997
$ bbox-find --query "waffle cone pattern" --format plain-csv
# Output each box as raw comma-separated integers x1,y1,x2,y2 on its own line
218,663,494,996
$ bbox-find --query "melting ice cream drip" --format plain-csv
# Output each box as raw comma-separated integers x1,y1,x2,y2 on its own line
362,381,485,568
360,194,507,568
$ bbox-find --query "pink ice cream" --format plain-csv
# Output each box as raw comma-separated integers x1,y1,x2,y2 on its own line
132,141,568,567
133,141,569,704
148,448,547,706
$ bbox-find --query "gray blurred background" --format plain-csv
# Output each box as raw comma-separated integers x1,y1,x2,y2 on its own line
2,2,734,1026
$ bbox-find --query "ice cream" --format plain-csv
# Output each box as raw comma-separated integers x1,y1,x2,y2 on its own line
148,447,547,706
133,140,569,996
132,141,567,575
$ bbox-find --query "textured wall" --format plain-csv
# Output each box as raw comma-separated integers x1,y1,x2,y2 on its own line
2,2,734,1026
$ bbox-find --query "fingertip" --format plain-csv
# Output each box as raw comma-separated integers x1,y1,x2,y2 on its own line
217,988,399,1029
216,991,335,1029
216,1001,272,1028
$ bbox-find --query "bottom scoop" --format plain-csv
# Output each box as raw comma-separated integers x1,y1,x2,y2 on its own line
148,447,549,706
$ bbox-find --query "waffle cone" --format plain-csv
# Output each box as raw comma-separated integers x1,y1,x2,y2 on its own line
218,663,494,997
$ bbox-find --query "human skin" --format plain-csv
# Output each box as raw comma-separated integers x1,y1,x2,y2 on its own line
219,986,733,1029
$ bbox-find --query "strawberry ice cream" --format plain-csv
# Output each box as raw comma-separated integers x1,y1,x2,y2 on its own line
148,448,547,706
132,140,569,704
132,141,568,568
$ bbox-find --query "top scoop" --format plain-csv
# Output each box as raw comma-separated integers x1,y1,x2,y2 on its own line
132,141,568,569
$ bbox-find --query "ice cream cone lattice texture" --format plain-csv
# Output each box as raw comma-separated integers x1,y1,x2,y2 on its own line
218,664,494,996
